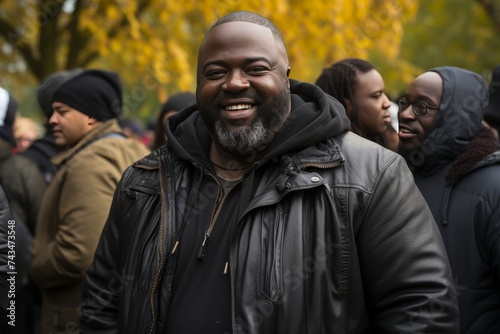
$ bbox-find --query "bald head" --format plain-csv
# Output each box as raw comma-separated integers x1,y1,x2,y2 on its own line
201,11,288,64
409,71,444,107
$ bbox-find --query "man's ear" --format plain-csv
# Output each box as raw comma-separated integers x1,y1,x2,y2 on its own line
88,117,98,126
344,99,353,118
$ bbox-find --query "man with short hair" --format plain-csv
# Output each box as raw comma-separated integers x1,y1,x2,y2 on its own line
398,66,500,333
81,12,459,333
21,68,84,184
29,69,150,334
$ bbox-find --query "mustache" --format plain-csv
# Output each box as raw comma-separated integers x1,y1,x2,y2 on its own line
214,92,260,104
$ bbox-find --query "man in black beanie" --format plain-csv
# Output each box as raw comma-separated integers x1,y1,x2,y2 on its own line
50,69,123,124
29,69,150,334
21,68,84,184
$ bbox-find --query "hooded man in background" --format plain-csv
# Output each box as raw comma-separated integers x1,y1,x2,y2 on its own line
398,66,500,333
29,69,150,334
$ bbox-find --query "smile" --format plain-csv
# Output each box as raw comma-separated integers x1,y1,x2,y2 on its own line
224,104,252,111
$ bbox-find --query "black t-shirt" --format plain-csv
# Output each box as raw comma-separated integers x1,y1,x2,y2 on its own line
165,178,242,334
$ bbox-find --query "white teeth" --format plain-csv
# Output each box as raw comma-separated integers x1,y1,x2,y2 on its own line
225,104,252,111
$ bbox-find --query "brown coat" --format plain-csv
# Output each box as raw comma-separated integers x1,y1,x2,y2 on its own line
30,119,150,334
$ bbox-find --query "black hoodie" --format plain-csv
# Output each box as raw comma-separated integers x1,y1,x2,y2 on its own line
162,79,350,332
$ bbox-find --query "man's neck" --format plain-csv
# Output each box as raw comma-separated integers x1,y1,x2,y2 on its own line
209,142,258,181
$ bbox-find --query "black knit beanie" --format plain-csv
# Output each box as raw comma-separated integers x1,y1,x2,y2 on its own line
0,87,17,146
51,69,122,121
484,65,500,128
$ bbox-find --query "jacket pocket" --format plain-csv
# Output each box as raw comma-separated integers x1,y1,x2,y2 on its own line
260,207,285,302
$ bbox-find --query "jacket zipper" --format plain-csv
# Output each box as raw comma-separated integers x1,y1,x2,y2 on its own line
300,160,343,170
148,158,169,334
197,173,232,261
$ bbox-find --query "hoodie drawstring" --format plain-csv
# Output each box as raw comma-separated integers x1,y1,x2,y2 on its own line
171,168,205,255
440,184,453,225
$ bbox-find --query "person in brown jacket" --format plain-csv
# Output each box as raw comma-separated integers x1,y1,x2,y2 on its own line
29,69,150,334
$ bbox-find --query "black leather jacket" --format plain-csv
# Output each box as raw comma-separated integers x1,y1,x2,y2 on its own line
81,81,459,333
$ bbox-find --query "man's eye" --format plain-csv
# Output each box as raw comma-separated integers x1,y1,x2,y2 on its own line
206,70,225,79
247,67,267,74
414,102,427,112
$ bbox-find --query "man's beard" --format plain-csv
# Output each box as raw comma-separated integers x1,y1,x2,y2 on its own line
200,84,290,156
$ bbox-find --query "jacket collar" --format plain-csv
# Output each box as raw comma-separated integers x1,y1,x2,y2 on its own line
446,127,500,183
51,118,123,167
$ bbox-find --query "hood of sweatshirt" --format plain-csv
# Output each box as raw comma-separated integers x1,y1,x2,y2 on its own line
414,66,489,175
165,79,350,171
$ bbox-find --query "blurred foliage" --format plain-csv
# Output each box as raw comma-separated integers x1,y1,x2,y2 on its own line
373,0,500,98
0,0,498,125
0,0,416,122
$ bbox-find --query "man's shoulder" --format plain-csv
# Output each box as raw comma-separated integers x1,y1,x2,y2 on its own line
89,133,148,154
328,132,405,189
336,131,400,163
120,146,167,174
8,152,41,174
465,152,500,183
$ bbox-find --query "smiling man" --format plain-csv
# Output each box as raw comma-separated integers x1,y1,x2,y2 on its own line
80,12,459,333
398,67,500,333
29,69,150,334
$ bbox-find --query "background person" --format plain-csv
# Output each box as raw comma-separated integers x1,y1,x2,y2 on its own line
150,91,195,150
398,66,500,333
315,58,398,151
13,115,41,153
22,68,84,184
29,69,150,334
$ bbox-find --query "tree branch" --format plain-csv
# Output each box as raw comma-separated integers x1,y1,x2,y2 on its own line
0,17,41,79
65,0,90,69
38,0,65,80
65,0,150,69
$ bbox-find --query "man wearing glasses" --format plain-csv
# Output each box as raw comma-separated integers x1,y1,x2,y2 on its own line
398,66,500,333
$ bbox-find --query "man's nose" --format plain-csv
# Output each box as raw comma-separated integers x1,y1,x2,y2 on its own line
398,103,416,122
48,112,58,125
223,71,250,92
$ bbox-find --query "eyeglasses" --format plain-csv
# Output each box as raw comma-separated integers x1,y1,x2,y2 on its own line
398,98,439,116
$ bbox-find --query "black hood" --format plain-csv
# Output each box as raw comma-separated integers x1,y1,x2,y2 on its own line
165,79,350,170
414,66,489,174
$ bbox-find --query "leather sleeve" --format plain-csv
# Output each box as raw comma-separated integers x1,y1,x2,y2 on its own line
79,176,125,334
356,154,460,332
